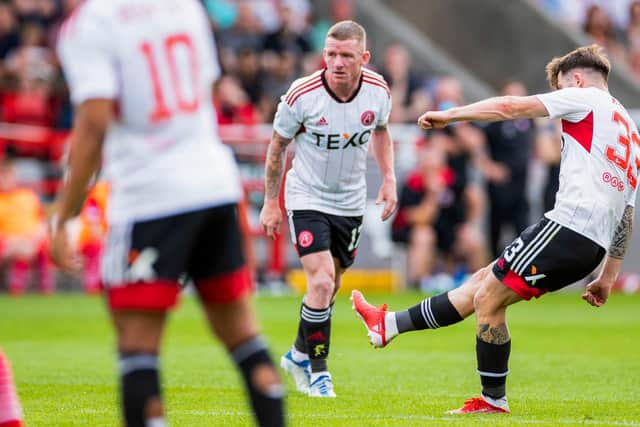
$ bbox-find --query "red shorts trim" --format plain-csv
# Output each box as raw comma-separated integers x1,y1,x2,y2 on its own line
0,420,24,427
107,280,180,311
500,270,546,301
195,267,252,304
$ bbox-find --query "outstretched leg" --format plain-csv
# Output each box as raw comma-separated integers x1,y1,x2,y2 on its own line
352,265,494,347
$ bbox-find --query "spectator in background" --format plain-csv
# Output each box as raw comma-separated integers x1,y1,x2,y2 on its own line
309,0,353,51
262,2,312,59
0,156,53,295
260,50,296,121
381,42,431,123
391,140,448,288
583,4,627,63
429,77,488,283
216,1,264,72
236,47,266,106
215,74,261,125
481,80,535,257
0,2,19,61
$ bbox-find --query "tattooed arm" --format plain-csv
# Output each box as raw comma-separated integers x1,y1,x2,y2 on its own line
259,131,293,239
582,205,634,307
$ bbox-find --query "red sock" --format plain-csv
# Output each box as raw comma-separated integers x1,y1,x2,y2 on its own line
8,260,29,296
0,351,23,427
36,246,55,294
81,242,102,293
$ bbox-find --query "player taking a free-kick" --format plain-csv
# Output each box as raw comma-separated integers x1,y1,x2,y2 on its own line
260,20,397,397
353,44,639,414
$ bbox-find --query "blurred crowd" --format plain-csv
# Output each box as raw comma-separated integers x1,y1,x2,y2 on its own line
535,0,640,81
0,0,635,293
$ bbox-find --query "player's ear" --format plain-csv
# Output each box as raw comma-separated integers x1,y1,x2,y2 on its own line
362,50,371,65
574,71,584,88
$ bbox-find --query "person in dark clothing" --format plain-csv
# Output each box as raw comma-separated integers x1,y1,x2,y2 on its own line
481,80,536,257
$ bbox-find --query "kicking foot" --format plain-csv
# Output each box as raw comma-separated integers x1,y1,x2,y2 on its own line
350,290,397,348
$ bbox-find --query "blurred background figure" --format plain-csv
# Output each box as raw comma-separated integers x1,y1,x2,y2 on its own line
381,42,432,124
0,156,52,295
480,80,535,257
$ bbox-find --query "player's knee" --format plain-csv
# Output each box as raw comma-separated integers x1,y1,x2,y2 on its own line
307,272,335,300
409,225,435,249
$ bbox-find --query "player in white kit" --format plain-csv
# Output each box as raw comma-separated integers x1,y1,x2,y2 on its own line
51,1,284,426
259,21,396,397
353,45,640,414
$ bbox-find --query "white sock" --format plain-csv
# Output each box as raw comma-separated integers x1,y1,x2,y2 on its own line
291,346,308,363
482,393,508,408
385,312,399,338
146,417,167,427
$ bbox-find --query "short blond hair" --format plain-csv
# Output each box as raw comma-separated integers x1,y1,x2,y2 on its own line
326,20,367,50
545,44,611,89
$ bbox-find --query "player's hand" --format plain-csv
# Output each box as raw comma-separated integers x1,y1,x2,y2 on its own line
582,278,613,307
376,178,397,221
260,200,283,240
49,220,83,274
417,111,451,130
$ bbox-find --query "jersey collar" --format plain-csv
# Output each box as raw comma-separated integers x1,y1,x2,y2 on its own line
321,69,363,103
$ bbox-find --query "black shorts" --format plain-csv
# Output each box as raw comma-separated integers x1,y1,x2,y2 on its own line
492,217,605,300
103,203,249,310
287,210,363,269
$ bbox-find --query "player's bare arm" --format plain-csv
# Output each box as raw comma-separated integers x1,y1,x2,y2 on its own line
51,99,113,272
582,205,633,307
418,95,549,130
260,130,293,239
372,124,397,221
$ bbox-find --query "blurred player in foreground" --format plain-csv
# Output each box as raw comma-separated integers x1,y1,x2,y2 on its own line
52,1,284,426
353,45,638,414
260,20,396,397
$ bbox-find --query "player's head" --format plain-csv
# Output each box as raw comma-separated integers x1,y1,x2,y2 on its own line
324,20,370,86
545,44,611,90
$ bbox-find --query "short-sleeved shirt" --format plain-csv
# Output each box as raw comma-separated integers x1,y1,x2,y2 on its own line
57,0,242,224
536,87,640,249
273,68,392,216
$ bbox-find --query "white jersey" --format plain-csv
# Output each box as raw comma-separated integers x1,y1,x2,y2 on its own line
273,68,392,216
57,0,242,223
536,87,640,249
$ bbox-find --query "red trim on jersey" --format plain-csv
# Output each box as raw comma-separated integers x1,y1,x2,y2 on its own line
362,70,389,87
363,78,391,96
562,111,594,153
286,76,322,105
195,267,252,304
287,82,323,106
501,270,546,301
108,280,180,311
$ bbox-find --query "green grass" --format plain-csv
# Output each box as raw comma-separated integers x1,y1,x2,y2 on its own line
1,292,640,426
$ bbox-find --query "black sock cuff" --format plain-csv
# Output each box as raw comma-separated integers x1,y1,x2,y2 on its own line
407,292,462,330
301,303,331,323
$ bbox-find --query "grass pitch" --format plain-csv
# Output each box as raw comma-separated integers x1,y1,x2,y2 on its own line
1,291,639,426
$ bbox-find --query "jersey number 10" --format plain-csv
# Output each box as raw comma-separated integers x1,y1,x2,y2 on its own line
140,33,199,124
608,111,640,190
